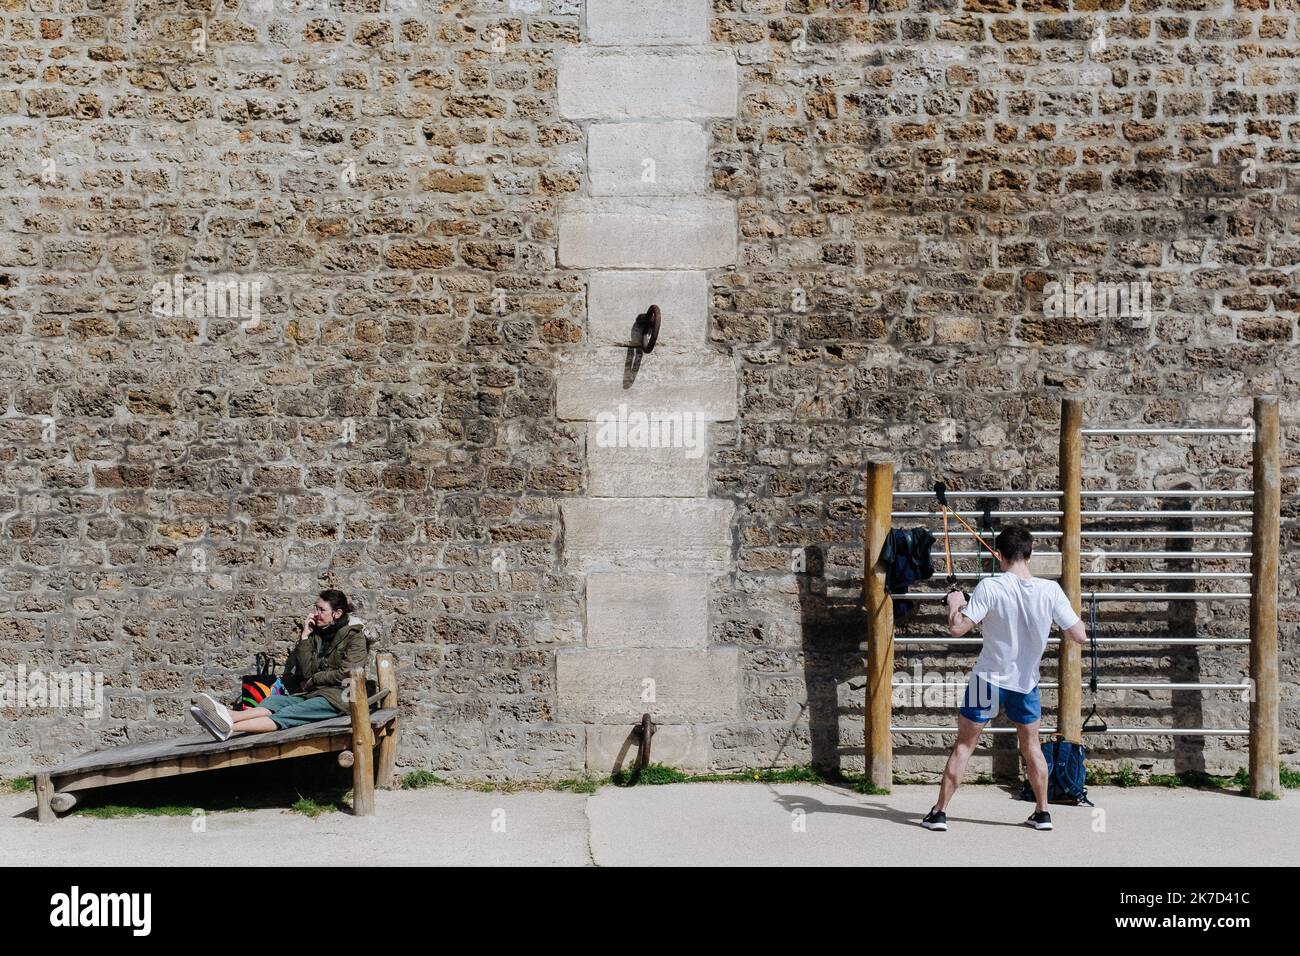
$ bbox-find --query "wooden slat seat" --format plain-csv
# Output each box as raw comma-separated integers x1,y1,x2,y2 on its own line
32,655,400,823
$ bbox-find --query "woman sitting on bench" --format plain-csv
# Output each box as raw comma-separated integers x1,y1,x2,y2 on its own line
190,590,370,741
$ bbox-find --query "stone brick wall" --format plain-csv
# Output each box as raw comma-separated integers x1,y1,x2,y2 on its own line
706,0,1300,777
2,0,1296,780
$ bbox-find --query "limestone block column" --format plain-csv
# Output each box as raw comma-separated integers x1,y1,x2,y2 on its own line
555,0,739,772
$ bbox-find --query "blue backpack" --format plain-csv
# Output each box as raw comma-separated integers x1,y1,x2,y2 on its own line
1021,735,1093,806
1021,593,1105,807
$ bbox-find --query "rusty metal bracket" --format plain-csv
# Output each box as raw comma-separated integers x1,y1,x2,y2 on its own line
633,305,660,353
632,713,655,770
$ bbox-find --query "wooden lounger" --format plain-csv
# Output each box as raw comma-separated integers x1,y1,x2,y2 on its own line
32,654,400,823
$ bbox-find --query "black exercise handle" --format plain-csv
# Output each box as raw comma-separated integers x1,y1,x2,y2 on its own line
1082,591,1108,733
933,481,948,507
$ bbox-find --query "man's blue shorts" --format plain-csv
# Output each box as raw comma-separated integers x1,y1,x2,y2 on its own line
958,674,1041,725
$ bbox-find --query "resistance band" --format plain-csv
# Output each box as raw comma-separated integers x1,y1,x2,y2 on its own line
933,482,999,592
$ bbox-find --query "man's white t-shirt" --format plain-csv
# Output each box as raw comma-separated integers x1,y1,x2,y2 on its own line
960,573,1082,693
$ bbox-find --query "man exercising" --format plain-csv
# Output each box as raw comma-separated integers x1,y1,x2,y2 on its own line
920,525,1088,831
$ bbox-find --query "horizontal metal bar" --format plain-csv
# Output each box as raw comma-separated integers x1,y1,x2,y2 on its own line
1080,571,1250,579
897,509,1251,519
1082,490,1253,498
891,726,1249,736
1082,530,1252,538
894,489,1253,498
1083,551,1251,559
878,637,1250,646
892,510,1062,518
893,490,1062,498
892,682,1249,690
947,572,1031,579
947,531,1062,538
891,726,1049,734
1081,427,1252,436
1082,592,1252,600
1083,510,1251,518
1092,682,1250,690
938,550,1251,559
942,551,1029,558
892,591,1250,601
943,571,1249,580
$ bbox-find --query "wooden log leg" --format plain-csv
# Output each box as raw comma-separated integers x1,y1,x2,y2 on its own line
1249,396,1280,798
864,460,894,791
1058,397,1083,743
375,653,399,790
348,666,375,816
34,774,55,824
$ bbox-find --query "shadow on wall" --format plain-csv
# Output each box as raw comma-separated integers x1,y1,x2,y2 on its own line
791,510,1227,779
794,546,867,773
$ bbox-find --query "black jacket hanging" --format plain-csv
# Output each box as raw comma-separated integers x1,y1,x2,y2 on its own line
879,526,936,619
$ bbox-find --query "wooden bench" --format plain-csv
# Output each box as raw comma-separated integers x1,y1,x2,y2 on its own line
32,654,400,823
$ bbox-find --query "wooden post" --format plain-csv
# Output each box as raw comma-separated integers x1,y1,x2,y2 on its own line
864,460,894,790
1249,396,1280,798
375,653,399,790
1058,398,1083,743
34,773,54,824
348,666,376,816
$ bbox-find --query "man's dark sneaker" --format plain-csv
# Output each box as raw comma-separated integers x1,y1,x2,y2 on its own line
921,806,948,831
1026,810,1053,830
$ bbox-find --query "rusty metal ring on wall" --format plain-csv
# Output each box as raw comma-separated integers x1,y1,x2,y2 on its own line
636,304,660,353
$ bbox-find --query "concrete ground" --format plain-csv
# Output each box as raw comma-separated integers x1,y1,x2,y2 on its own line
4,783,1295,866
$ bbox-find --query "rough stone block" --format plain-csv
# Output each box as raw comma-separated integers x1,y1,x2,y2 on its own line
1028,552,1062,577
587,0,709,46
586,571,710,647
557,647,740,722
562,498,734,571
587,423,710,497
587,270,708,351
559,198,736,270
557,350,737,422
588,122,707,197
558,50,738,120
586,724,712,773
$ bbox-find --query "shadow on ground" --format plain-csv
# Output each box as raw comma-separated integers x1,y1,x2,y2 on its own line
12,755,357,821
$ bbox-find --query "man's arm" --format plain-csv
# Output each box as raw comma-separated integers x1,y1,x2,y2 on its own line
1052,583,1088,645
946,591,977,637
1061,619,1087,645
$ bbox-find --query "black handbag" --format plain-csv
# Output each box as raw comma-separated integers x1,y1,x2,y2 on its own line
234,652,280,710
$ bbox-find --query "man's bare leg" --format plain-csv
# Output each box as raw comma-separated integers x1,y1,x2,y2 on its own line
1017,720,1048,813
934,715,986,812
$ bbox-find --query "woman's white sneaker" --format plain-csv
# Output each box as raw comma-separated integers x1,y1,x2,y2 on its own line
189,705,231,742
193,692,234,739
